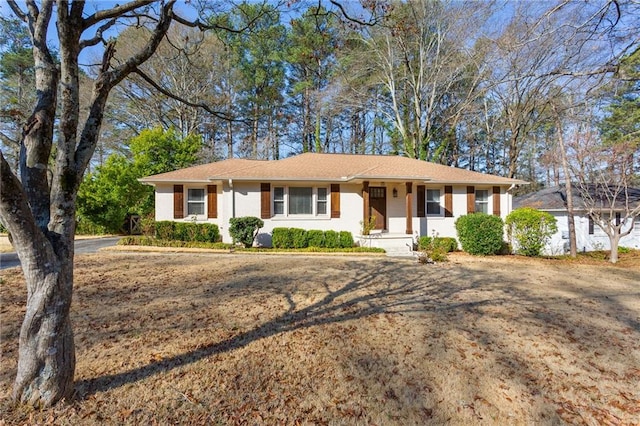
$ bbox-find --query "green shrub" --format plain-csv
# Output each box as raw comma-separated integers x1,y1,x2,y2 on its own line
506,208,557,256
153,220,219,243
434,237,458,252
455,213,504,255
618,246,631,254
229,216,264,248
418,236,432,250
155,221,175,240
307,230,325,247
272,227,293,249
339,231,354,248
290,228,308,248
197,223,221,243
324,230,340,248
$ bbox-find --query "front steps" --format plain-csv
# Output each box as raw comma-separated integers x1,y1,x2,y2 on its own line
358,232,416,258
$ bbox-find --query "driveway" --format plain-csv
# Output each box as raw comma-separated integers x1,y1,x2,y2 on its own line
0,236,121,269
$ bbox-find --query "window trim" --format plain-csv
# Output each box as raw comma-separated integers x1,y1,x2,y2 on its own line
272,185,330,218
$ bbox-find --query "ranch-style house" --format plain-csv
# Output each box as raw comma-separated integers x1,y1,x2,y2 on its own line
140,153,526,255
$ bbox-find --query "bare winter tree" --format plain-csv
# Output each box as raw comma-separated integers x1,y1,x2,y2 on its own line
572,141,640,263
0,0,180,407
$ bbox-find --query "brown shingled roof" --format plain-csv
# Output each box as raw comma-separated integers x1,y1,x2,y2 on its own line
140,153,526,185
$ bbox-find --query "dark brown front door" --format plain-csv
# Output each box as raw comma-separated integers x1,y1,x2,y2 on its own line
369,187,386,230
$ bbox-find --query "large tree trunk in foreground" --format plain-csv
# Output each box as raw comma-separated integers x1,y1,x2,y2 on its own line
2,0,175,407
14,261,75,405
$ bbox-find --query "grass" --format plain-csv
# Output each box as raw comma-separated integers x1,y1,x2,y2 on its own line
1,252,639,424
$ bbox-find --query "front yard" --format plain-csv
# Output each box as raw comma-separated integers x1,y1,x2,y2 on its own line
1,252,639,424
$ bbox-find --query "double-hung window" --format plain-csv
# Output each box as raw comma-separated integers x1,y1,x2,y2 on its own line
273,186,328,216
426,189,441,215
187,188,205,216
317,188,328,215
475,190,489,214
274,187,285,215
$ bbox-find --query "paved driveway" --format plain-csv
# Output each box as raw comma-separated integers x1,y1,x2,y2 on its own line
0,237,121,270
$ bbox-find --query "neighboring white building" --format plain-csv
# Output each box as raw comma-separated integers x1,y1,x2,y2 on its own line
514,185,640,254
140,153,525,252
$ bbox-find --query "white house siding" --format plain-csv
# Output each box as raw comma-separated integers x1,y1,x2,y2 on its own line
154,182,222,227
544,212,640,255
255,183,364,246
154,181,514,247
155,184,174,221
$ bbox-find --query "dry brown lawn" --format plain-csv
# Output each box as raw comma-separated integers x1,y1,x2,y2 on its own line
1,251,639,425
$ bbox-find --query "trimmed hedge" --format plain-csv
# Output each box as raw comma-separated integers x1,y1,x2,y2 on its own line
272,227,294,249
154,220,220,243
455,213,504,255
307,230,325,247
339,231,355,249
272,228,354,249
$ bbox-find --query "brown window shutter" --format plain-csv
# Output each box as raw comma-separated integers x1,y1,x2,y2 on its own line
417,185,425,218
207,185,217,218
588,217,594,234
173,185,184,219
444,186,453,217
615,212,621,226
492,186,501,216
260,183,271,219
330,184,341,218
467,186,475,214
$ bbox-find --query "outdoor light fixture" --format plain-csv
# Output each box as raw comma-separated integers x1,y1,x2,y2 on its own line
392,188,398,198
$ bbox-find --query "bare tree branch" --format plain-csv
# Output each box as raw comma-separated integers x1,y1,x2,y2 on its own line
82,0,155,29
6,0,28,22
79,18,118,50
133,68,238,122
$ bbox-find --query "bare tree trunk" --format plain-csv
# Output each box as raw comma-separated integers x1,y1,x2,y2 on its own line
554,110,577,257
3,0,175,408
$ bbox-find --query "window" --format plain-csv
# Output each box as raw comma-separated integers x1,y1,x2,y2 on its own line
289,187,313,214
273,186,328,216
274,187,284,215
317,188,327,215
475,190,488,214
426,189,441,215
187,188,205,215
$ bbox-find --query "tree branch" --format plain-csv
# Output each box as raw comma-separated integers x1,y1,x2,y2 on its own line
79,18,117,50
133,68,237,122
6,0,28,22
82,0,155,29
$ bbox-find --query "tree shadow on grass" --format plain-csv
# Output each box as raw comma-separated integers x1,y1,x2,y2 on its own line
75,258,499,399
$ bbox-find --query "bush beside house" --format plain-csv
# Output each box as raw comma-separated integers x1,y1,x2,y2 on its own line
455,213,504,255
272,228,355,249
154,221,220,243
229,216,264,248
505,207,558,256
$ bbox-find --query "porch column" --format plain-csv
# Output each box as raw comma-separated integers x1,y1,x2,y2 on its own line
362,181,370,228
405,182,413,235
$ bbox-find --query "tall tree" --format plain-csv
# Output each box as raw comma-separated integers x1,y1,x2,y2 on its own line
219,3,287,159
0,0,176,407
286,5,340,154
0,17,36,169
349,0,489,161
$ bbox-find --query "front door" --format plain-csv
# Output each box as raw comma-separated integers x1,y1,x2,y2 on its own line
369,187,387,230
